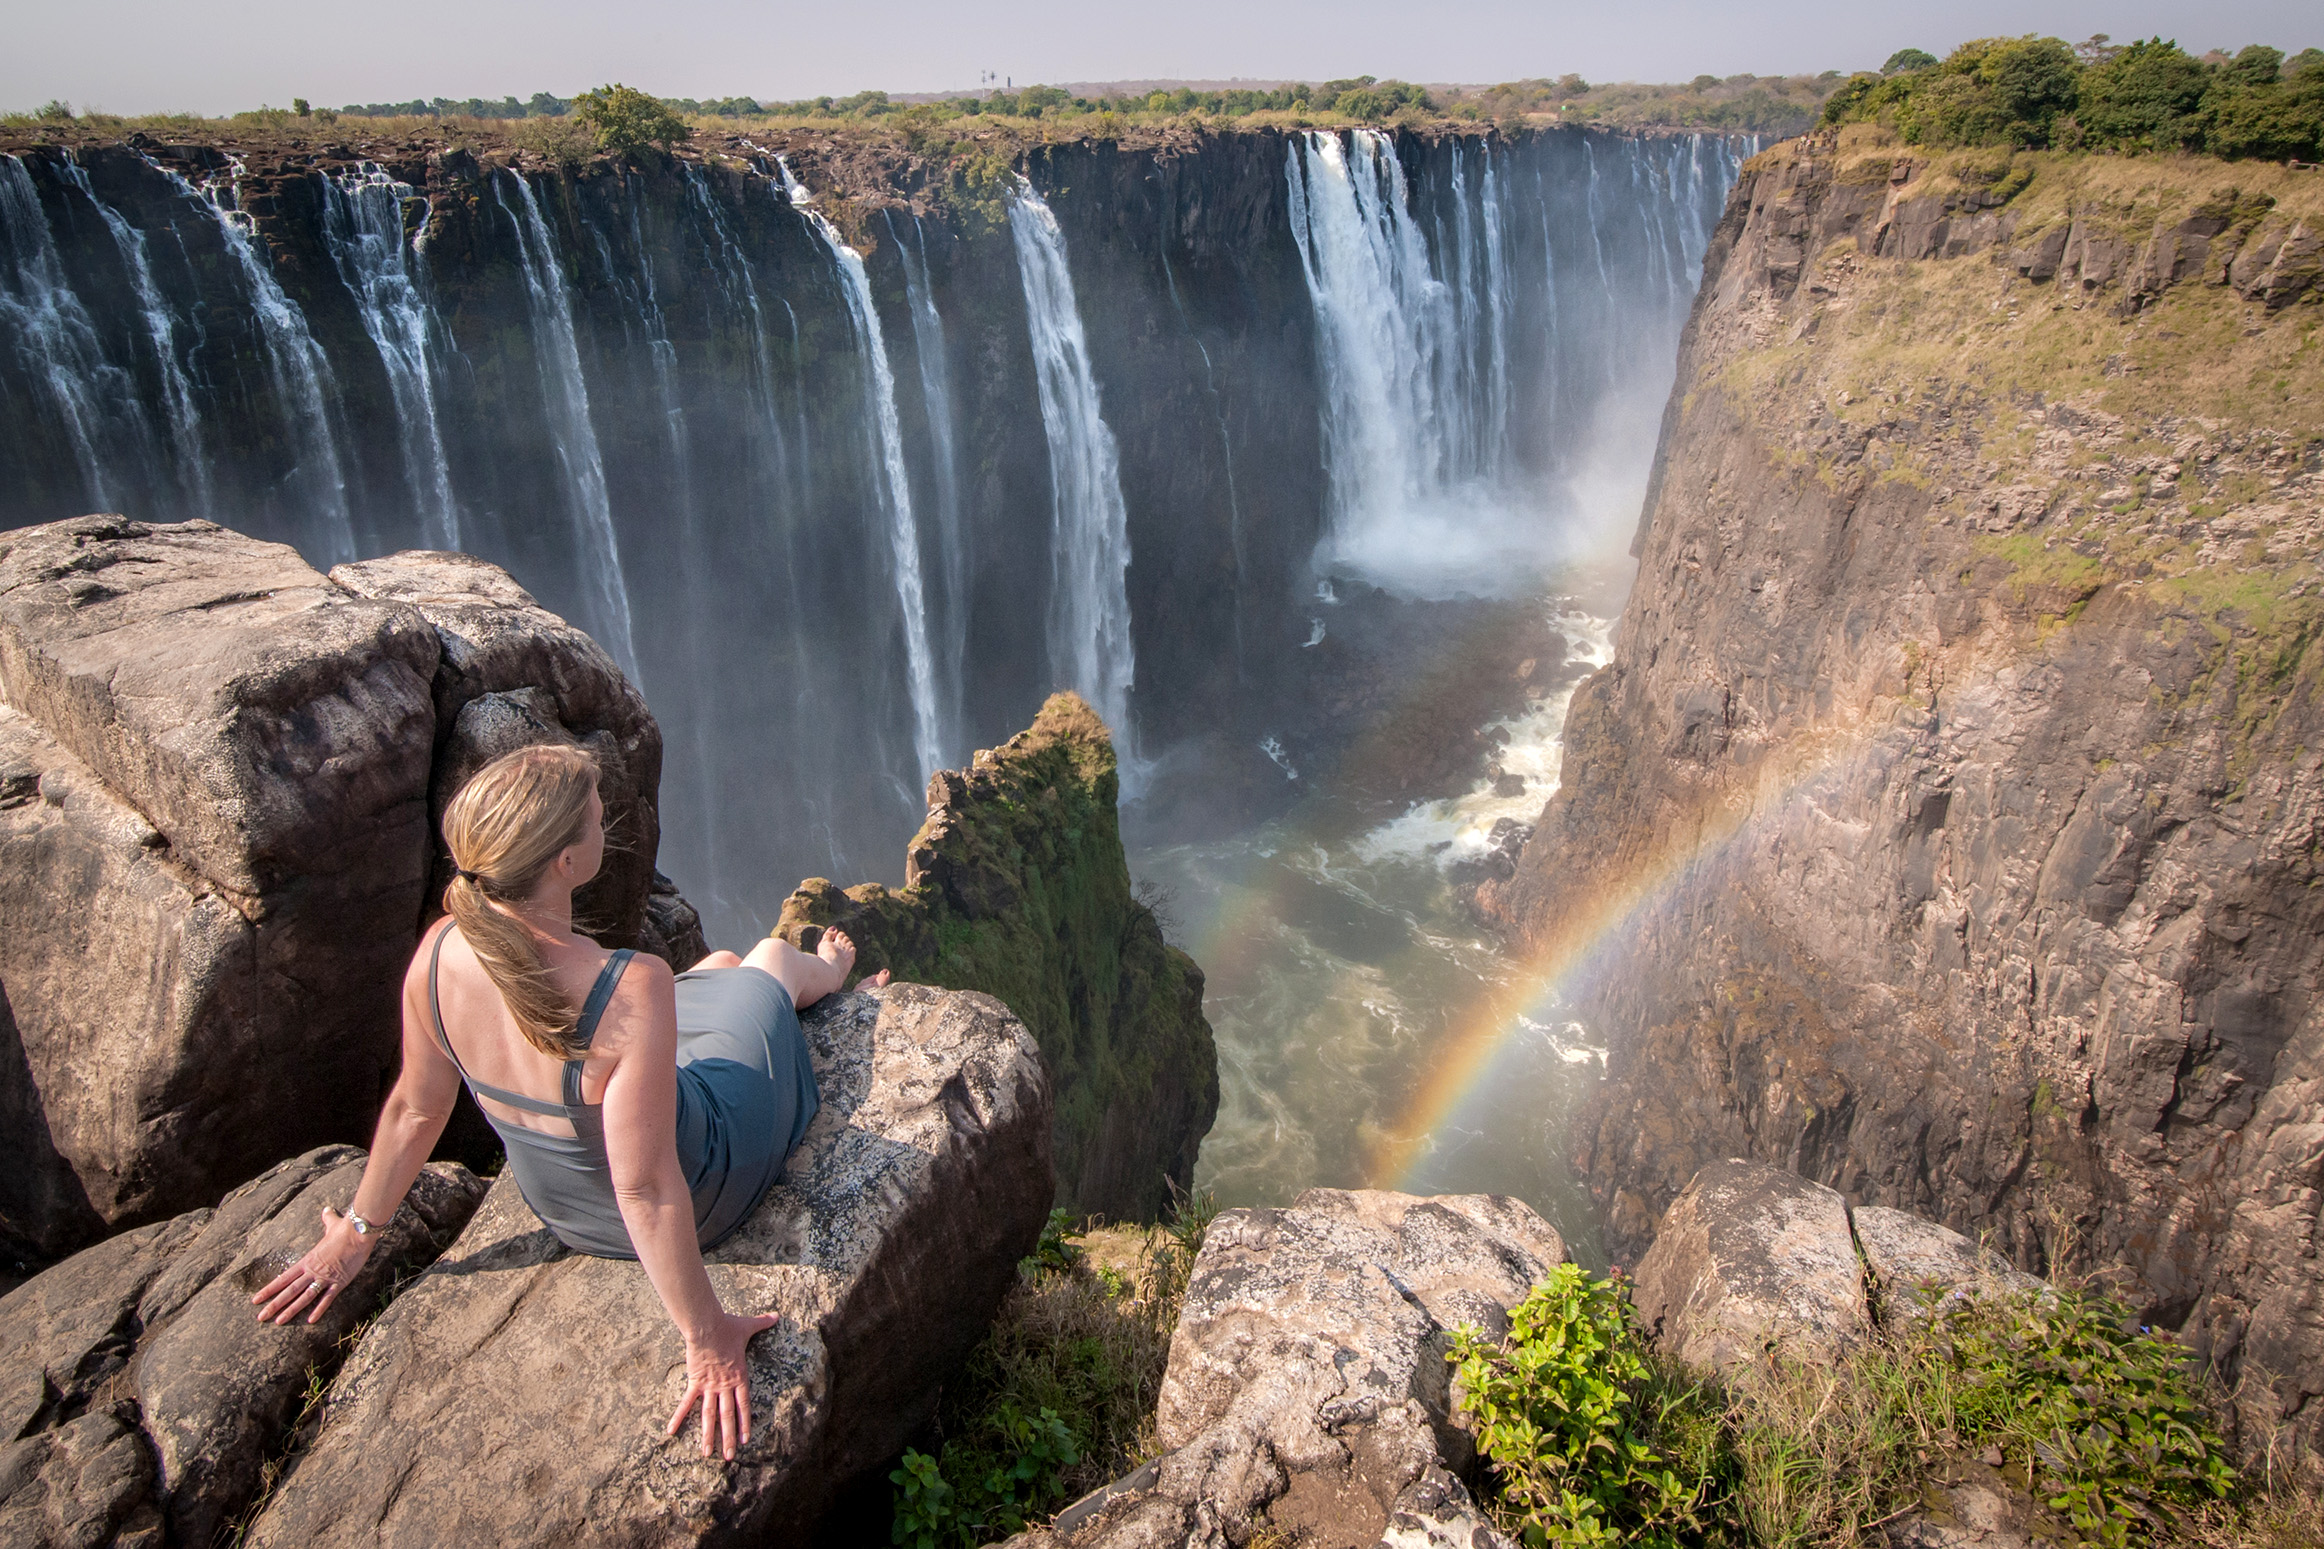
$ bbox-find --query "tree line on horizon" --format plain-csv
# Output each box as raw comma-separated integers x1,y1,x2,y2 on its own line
1824,34,2324,160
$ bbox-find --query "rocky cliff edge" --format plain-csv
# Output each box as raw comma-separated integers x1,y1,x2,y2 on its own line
1480,132,2323,1455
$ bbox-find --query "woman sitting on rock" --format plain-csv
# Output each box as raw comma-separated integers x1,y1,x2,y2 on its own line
252,743,877,1460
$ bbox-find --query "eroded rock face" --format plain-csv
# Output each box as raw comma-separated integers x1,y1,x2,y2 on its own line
246,984,1052,1549
1479,138,2324,1450
779,692,1217,1224
0,520,666,1255
0,1147,483,1549
1011,1188,1563,1549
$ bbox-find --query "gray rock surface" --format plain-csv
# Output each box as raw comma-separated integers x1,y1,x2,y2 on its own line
0,520,669,1255
1853,1206,2042,1318
1479,138,2324,1451
1631,1160,1867,1373
1010,1188,1563,1549
246,983,1052,1548
0,1146,484,1549
330,550,661,946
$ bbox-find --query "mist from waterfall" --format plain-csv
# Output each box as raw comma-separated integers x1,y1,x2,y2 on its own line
1287,129,1738,598
1006,179,1140,770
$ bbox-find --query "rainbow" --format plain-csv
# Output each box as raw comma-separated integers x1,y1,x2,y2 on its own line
1365,722,1873,1190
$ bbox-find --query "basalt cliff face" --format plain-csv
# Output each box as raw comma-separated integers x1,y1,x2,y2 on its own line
1481,133,2323,1449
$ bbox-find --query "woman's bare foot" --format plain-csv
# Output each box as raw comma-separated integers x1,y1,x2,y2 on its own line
818,928,891,989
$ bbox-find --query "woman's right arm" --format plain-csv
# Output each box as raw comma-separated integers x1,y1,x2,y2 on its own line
599,952,778,1461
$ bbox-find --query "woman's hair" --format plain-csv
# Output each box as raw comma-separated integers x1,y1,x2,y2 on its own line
441,743,600,1058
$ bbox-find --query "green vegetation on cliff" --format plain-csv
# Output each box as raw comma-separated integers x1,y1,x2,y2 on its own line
778,693,1217,1223
1823,34,2324,160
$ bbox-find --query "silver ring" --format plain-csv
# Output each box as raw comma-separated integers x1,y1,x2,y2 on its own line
309,1280,322,1293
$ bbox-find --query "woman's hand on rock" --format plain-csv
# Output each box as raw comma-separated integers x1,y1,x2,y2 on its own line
668,1310,780,1460
251,1205,377,1325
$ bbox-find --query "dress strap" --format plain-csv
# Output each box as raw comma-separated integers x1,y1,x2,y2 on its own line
562,949,634,1107
427,924,467,1075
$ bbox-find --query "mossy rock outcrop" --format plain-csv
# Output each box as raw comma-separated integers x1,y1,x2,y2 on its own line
779,693,1216,1222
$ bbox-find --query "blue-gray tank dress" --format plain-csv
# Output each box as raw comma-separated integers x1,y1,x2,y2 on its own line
426,927,819,1258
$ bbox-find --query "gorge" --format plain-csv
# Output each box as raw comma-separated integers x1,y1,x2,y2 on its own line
8,86,2320,1525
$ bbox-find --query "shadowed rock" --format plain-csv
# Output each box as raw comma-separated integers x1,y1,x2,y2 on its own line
245,983,1051,1548
0,520,667,1255
0,1147,484,1549
1008,1188,1563,1549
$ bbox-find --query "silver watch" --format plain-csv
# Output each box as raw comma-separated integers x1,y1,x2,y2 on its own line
345,1208,375,1237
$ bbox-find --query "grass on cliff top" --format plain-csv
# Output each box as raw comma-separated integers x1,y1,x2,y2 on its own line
891,1195,1218,1547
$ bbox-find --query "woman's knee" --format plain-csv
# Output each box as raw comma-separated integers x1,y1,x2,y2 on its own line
691,949,744,971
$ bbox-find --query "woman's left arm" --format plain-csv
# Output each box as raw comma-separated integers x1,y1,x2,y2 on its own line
252,935,464,1325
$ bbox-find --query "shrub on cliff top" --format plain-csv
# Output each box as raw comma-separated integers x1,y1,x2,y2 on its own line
1454,1268,2254,1548
572,82,690,158
1823,32,2324,160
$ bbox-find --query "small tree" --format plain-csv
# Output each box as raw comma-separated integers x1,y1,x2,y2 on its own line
572,83,690,158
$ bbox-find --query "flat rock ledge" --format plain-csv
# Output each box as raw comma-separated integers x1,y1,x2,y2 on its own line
0,1147,485,1549
1010,1189,1566,1549
246,982,1052,1548
1633,1160,2048,1375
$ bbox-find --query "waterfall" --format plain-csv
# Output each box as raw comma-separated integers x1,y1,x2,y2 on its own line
1161,241,1245,674
888,210,968,727
495,172,640,682
196,157,357,563
786,168,945,783
1005,179,1139,765
1284,129,1480,590
54,158,211,520
323,165,459,549
0,155,147,511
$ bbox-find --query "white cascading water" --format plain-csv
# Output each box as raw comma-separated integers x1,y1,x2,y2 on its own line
322,164,459,549
55,157,211,520
198,156,357,563
889,210,969,723
1005,179,1139,769
495,172,641,682
1285,129,1495,595
0,155,142,511
782,159,946,784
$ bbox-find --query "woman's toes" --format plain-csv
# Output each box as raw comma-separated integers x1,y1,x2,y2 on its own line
864,968,892,988
818,928,857,970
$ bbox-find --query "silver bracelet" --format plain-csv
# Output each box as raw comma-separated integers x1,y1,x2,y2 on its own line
345,1208,375,1237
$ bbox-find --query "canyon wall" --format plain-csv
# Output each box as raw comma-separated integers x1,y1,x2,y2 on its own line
1482,130,2323,1449
0,125,1738,942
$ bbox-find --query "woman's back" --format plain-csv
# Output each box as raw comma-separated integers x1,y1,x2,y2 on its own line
427,921,648,1134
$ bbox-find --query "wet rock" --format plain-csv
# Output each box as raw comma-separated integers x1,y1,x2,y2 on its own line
1006,1188,1562,1549
0,1147,483,1549
245,984,1052,1548
1631,1160,1866,1372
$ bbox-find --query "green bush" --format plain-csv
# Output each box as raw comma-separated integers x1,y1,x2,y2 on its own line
1931,1288,2236,1547
572,82,690,158
1824,32,2324,160
1450,1265,1724,1548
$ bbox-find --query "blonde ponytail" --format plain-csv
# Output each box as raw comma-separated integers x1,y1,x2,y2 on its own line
441,744,601,1058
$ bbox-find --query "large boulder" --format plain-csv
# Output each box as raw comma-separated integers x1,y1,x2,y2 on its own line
245,983,1053,1548
329,550,660,945
779,692,1217,1223
1852,1206,2042,1320
1012,1188,1564,1549
0,519,666,1255
0,1146,484,1549
1630,1159,1868,1373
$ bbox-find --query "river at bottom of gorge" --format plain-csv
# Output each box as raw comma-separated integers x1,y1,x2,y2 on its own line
1131,579,1619,1264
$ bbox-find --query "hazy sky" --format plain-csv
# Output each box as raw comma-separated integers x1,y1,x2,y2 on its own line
8,0,2316,117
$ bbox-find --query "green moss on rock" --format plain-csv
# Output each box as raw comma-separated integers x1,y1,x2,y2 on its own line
778,693,1217,1222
